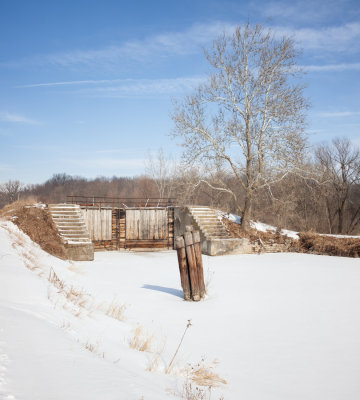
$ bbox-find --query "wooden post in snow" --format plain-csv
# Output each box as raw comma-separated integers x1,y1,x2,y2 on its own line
184,231,200,301
175,236,191,301
192,230,205,298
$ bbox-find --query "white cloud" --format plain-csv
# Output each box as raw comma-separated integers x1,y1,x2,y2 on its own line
274,22,360,52
20,76,206,97
88,76,206,97
18,79,120,88
317,111,360,117
5,20,360,72
0,112,39,125
304,63,360,72
255,0,354,24
34,22,236,69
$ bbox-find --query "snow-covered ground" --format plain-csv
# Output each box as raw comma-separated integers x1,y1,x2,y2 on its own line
217,211,300,239
1,220,360,400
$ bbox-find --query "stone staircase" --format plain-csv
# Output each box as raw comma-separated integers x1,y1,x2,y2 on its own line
187,206,232,240
185,206,244,255
48,204,94,261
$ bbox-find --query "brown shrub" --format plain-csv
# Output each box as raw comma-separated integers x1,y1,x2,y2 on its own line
222,218,360,258
296,233,360,258
0,201,67,259
222,218,291,245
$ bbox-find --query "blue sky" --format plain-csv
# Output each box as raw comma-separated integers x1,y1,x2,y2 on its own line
0,0,359,184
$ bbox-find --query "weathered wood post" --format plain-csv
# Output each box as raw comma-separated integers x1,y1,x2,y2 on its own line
175,236,191,301
184,231,200,301
192,230,205,298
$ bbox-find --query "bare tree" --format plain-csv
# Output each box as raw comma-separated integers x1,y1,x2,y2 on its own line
0,180,23,205
316,137,360,234
172,23,308,228
145,148,176,199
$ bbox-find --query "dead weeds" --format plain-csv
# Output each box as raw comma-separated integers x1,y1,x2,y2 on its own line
222,217,360,257
0,201,67,259
171,380,225,400
296,232,360,258
186,359,227,388
130,326,154,352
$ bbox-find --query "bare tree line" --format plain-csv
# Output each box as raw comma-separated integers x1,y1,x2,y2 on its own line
0,136,359,235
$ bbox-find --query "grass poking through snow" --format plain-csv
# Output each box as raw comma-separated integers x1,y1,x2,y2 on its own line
130,326,154,353
186,359,227,387
105,300,127,321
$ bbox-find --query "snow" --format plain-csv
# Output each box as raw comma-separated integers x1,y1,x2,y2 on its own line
24,203,47,209
220,211,360,240
216,210,300,239
1,219,360,399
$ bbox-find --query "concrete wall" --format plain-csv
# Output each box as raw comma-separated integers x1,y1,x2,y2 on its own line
66,243,94,261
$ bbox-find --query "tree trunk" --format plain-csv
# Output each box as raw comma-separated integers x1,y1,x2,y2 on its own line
337,207,344,234
241,191,253,230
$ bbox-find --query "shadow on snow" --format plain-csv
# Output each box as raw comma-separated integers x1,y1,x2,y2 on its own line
142,284,183,299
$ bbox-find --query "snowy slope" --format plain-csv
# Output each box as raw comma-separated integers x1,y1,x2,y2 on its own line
216,210,300,239
1,219,360,399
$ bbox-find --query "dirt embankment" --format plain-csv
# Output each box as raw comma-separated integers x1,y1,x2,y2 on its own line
0,201,67,259
223,218,360,258
296,233,360,258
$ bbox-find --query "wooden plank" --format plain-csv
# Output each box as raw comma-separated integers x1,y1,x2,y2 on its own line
193,231,205,298
125,240,169,249
175,236,191,300
184,232,200,301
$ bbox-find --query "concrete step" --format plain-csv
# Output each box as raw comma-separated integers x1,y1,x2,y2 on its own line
191,211,217,216
49,203,92,247
49,203,79,207
58,227,87,232
198,222,225,227
57,226,86,230
200,223,227,229
202,228,230,234
193,216,219,221
49,208,80,212
52,217,83,220
187,206,233,241
190,209,215,213
60,232,89,237
66,239,92,244
56,225,86,229
59,232,88,237
51,210,78,217
51,209,79,212
201,228,227,233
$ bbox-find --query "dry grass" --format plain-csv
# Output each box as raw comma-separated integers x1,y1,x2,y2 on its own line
187,359,227,388
173,381,225,400
0,201,67,259
59,320,71,330
295,232,360,257
146,352,162,372
84,341,99,353
204,268,214,296
8,230,44,274
130,326,154,352
48,267,66,290
48,267,93,317
223,217,291,245
166,320,192,375
105,300,127,321
223,217,360,258
146,338,166,372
